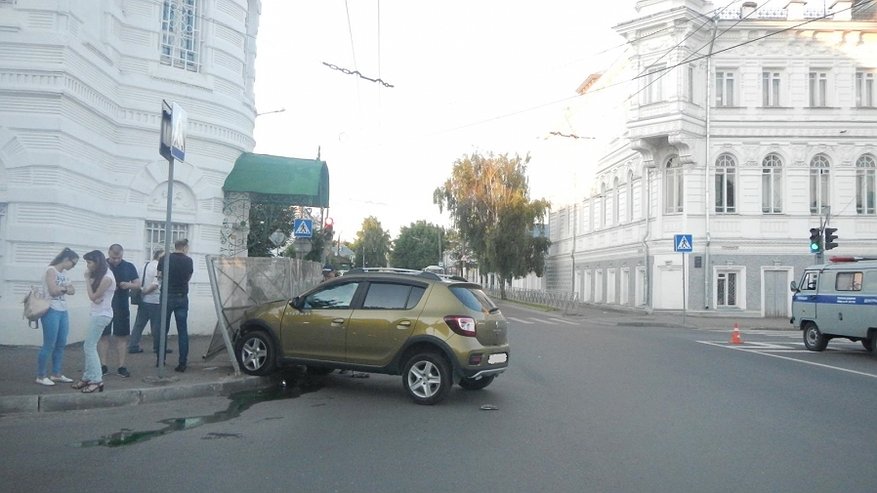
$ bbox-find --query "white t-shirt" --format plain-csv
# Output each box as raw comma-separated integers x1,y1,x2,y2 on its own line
44,266,69,312
139,260,161,304
91,271,116,317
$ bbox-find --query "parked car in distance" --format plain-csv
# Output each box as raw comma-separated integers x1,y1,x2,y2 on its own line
233,268,510,404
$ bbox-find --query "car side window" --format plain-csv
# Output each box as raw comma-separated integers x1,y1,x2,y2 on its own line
362,283,425,310
800,272,818,291
304,282,359,309
835,272,863,292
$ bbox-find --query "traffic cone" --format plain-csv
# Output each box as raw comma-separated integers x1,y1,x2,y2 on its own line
730,323,743,345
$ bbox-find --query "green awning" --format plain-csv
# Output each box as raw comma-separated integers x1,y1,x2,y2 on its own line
224,152,329,207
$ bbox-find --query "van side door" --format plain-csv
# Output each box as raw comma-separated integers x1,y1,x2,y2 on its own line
832,269,867,338
792,270,820,327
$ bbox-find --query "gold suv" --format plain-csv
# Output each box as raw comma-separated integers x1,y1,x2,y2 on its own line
234,268,510,404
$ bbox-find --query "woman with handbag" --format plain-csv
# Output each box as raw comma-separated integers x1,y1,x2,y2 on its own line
35,247,79,386
72,250,115,394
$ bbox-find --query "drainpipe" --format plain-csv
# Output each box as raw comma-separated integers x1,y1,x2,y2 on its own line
704,13,718,310
641,167,652,310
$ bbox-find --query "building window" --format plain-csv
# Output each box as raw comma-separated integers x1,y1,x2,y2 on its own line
809,71,828,107
688,65,695,102
626,171,634,222
856,154,877,215
762,71,782,107
715,70,735,106
664,156,683,214
857,70,875,107
716,271,738,307
643,64,664,105
612,177,620,225
715,153,736,214
145,221,190,259
762,153,783,214
809,154,831,214
600,183,608,227
160,0,201,72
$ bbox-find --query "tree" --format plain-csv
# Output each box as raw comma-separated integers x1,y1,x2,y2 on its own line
349,216,391,268
391,221,444,270
434,152,550,298
246,200,296,257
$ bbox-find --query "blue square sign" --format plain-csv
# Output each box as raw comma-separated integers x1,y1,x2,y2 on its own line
674,234,693,253
293,218,313,238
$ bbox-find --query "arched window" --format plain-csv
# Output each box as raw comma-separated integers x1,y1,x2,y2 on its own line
762,153,783,214
856,154,876,215
626,170,635,222
715,153,736,214
612,177,620,225
601,183,608,227
664,156,683,214
809,154,831,215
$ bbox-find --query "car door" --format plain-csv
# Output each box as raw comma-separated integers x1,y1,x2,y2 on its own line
280,281,360,361
792,270,819,325
345,281,426,366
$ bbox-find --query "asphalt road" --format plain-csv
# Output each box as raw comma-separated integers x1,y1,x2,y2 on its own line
2,303,876,492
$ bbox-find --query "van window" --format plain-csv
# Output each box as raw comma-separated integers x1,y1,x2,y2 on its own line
800,271,819,291
835,271,863,292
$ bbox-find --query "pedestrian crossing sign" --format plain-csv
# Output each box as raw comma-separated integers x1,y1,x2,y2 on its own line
674,234,693,253
293,218,313,238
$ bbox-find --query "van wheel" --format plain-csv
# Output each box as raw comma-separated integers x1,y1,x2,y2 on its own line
871,336,877,354
862,339,873,352
803,323,828,351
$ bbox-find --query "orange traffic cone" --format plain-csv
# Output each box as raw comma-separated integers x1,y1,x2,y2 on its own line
730,323,743,345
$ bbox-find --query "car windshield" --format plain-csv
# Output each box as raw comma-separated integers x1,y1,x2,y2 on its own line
449,285,496,312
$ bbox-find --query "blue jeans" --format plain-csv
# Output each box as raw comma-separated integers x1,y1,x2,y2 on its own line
37,308,69,378
130,302,161,351
158,293,189,366
84,315,111,383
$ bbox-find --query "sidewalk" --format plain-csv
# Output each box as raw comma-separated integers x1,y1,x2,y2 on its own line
0,334,272,416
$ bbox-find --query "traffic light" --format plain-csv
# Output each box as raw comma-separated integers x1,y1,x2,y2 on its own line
824,227,838,250
809,227,822,253
323,217,334,239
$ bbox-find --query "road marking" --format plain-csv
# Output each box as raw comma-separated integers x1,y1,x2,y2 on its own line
507,317,534,325
548,317,579,326
697,341,877,379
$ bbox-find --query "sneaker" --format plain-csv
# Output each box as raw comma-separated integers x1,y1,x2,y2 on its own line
35,377,55,386
50,375,73,383
101,365,108,375
174,364,186,373
117,367,130,378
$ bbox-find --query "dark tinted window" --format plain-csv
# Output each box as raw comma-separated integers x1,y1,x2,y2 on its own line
362,283,425,310
449,286,496,312
304,283,359,309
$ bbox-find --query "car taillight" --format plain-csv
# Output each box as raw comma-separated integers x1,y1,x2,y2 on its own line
444,315,477,337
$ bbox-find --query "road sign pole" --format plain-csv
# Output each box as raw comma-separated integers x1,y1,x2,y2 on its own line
682,253,686,327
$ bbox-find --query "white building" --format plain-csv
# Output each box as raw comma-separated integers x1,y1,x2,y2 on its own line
545,0,877,318
0,0,261,344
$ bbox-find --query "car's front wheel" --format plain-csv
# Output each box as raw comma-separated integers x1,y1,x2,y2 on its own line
402,352,451,405
235,331,275,376
459,375,495,390
803,323,828,351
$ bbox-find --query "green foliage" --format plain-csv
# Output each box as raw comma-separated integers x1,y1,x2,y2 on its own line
246,201,296,257
434,152,551,295
349,216,391,268
391,221,444,269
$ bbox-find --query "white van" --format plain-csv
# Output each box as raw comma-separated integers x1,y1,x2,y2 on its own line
790,257,877,353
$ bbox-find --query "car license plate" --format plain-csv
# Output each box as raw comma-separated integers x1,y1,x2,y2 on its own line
487,353,507,364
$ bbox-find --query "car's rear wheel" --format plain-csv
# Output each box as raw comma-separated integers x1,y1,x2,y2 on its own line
402,352,451,405
802,323,828,351
235,331,275,376
862,339,873,352
459,375,495,390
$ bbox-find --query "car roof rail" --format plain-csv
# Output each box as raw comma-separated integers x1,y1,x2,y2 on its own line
344,267,443,280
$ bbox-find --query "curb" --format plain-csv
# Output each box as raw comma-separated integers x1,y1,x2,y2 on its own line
0,375,273,415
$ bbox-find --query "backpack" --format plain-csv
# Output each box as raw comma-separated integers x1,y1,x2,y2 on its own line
23,286,50,329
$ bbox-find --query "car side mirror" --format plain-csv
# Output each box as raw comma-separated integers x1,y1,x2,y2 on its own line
789,281,798,292
290,296,302,311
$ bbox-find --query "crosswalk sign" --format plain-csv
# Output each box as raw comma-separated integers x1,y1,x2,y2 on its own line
293,218,313,238
674,234,693,253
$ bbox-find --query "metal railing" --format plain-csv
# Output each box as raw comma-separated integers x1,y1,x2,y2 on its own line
485,287,584,316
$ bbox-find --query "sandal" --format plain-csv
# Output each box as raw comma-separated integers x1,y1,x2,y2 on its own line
81,382,103,393
71,380,89,390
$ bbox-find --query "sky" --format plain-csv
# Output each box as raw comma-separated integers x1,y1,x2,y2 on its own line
251,0,810,240
251,0,641,240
